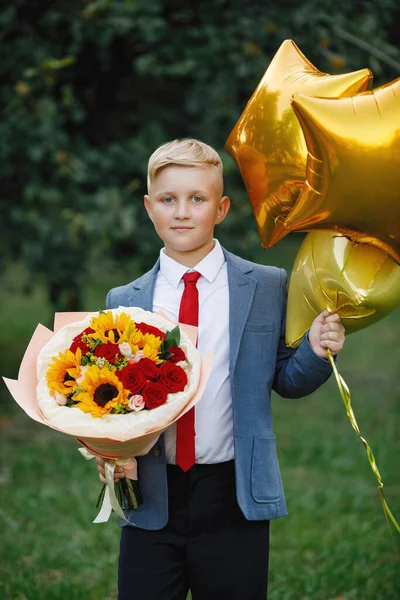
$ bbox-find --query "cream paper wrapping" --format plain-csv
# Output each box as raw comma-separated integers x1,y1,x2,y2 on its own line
4,307,212,458
36,307,201,442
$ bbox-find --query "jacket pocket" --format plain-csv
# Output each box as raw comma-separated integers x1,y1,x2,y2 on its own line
244,321,275,333
251,435,282,503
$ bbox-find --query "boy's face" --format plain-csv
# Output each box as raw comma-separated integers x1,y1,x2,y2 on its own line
144,165,230,266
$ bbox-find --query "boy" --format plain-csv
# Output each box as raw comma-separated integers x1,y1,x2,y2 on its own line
96,138,345,600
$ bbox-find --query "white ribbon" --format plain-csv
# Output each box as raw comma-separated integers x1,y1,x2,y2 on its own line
78,447,138,523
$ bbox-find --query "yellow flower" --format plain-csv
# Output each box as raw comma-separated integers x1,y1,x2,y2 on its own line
128,329,144,348
47,348,82,396
73,365,130,417
128,331,163,364
89,311,135,344
141,333,163,364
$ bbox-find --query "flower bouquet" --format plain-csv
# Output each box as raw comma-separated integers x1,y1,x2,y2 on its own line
3,307,212,522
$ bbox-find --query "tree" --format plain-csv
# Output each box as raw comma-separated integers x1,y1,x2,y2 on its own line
1,0,399,309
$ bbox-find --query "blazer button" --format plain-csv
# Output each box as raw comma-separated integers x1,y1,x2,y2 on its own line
152,445,161,457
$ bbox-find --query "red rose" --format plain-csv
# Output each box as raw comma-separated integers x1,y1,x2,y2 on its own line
69,327,95,355
135,358,160,380
73,327,95,342
136,322,166,340
142,381,169,409
159,362,188,393
94,343,120,364
70,340,90,355
167,346,186,363
117,364,147,394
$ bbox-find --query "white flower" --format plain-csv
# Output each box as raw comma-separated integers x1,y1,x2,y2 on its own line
95,357,106,368
119,342,132,357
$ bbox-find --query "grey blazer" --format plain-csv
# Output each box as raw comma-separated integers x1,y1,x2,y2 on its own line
106,248,332,529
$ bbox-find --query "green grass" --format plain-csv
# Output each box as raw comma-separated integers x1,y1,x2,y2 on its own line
1,251,399,599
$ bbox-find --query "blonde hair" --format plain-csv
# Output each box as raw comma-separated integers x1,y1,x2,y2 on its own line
147,138,223,192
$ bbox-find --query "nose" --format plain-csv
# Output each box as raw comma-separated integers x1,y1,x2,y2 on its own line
175,199,190,219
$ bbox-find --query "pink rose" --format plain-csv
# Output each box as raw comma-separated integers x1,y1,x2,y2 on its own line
130,350,145,363
119,342,132,357
76,365,89,385
55,392,68,406
128,395,145,411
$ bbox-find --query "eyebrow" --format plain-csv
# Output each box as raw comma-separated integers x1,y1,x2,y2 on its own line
154,190,208,198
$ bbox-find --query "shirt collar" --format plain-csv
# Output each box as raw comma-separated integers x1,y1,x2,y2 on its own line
159,239,225,288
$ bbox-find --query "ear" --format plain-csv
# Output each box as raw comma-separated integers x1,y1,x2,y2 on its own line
215,195,231,225
144,195,153,222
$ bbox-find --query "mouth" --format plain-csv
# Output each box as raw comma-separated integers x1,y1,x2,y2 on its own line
171,227,194,232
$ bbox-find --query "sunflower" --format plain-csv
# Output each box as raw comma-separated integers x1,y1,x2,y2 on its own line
73,365,130,417
89,311,135,344
47,348,82,396
128,331,163,364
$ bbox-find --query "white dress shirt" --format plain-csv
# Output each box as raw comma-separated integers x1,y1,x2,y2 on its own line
153,239,234,464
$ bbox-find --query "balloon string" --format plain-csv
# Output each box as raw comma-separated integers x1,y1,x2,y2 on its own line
326,349,400,536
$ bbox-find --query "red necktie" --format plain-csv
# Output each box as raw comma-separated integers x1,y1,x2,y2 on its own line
175,271,201,471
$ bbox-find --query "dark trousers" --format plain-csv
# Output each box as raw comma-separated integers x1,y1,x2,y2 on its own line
118,461,270,600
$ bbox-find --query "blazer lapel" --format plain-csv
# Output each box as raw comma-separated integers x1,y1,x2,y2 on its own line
223,250,257,375
127,259,160,310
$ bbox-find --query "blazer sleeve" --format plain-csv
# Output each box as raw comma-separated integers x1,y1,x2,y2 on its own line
106,289,112,309
272,269,333,398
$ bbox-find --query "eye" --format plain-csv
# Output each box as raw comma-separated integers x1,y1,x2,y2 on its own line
161,197,174,204
192,196,203,203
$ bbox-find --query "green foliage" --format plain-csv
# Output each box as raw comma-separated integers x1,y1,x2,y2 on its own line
166,325,180,349
1,0,400,309
159,325,181,360
1,291,399,599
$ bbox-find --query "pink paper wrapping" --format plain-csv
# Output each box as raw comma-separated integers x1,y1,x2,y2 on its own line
3,310,212,460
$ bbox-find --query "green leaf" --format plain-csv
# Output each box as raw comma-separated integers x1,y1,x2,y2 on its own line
66,398,78,407
73,385,84,394
92,338,102,351
96,484,106,509
114,356,129,369
166,326,180,347
125,478,139,510
40,56,75,71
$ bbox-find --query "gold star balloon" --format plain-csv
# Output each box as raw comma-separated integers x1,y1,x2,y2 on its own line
286,78,400,264
225,39,372,248
285,231,400,348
